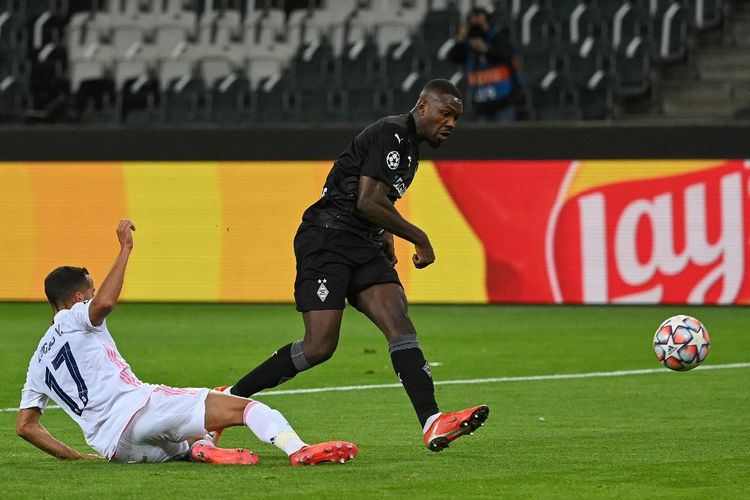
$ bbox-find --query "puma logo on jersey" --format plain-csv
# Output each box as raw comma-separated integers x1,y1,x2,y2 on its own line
394,133,403,144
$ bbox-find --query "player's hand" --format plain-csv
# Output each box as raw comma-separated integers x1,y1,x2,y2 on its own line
383,232,398,267
413,242,435,269
457,23,469,40
117,219,135,250
469,37,487,53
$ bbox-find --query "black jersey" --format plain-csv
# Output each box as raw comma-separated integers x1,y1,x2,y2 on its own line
301,113,421,239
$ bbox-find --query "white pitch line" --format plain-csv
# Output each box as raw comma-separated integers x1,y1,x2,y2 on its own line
3,362,749,413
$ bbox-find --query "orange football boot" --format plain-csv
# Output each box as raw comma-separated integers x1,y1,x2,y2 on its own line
190,442,259,465
423,405,489,452
289,441,359,466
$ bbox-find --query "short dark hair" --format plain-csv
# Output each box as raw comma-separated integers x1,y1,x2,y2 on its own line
421,79,463,101
44,266,90,307
468,7,491,21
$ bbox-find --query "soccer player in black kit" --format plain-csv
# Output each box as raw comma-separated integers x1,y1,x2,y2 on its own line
220,79,488,452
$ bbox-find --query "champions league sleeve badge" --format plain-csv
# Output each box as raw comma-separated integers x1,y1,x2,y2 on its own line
386,151,400,170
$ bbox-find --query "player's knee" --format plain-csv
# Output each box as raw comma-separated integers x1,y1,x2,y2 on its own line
302,340,336,366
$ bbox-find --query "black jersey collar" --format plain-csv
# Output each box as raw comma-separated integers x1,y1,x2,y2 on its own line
407,113,419,142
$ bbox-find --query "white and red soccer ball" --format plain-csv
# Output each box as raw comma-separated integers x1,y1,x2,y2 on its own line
653,315,710,371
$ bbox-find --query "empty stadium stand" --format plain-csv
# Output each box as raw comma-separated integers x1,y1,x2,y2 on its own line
0,0,748,124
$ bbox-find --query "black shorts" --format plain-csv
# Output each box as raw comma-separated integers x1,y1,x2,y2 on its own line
293,224,401,312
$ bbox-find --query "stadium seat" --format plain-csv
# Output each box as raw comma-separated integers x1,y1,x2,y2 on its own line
605,0,649,52
346,86,390,122
67,21,114,64
290,38,337,88
69,58,106,95
297,86,348,122
0,9,28,52
154,25,190,60
530,70,580,120
252,77,295,123
74,78,117,123
206,71,250,123
112,26,154,61
374,20,414,58
686,0,724,30
28,44,68,122
199,56,237,89
106,0,150,33
116,64,159,123
0,76,28,122
506,0,540,22
612,36,652,97
31,7,68,52
565,36,608,88
518,45,556,88
246,56,285,92
152,0,199,37
516,1,553,48
159,59,204,122
652,1,688,62
339,36,381,89
420,5,460,53
555,1,600,48
578,70,613,119
389,73,427,112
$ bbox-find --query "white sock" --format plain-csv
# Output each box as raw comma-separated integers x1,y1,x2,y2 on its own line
243,401,307,456
423,412,442,434
273,431,307,456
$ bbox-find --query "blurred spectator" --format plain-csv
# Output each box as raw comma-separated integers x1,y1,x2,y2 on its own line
446,7,522,122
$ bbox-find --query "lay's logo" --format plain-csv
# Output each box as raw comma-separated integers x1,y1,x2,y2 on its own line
547,160,750,305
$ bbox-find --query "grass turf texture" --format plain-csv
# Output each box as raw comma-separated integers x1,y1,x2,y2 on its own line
1,303,748,499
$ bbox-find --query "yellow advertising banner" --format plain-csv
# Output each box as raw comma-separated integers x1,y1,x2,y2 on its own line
0,162,486,303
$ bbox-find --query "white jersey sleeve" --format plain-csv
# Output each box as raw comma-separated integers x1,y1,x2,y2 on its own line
19,300,156,459
20,364,49,412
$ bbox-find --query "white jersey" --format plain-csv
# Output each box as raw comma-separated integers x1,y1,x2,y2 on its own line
20,300,156,459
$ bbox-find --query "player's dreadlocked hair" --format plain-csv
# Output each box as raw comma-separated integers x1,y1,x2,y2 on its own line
421,79,463,101
44,266,90,307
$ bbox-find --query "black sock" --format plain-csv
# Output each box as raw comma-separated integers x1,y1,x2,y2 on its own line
389,334,439,428
230,342,300,397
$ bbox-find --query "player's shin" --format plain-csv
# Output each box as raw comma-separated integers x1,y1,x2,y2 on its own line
230,340,310,397
242,401,306,455
388,334,440,428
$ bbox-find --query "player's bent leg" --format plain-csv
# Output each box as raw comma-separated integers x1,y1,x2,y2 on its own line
355,283,413,341
423,405,490,452
227,310,344,398
203,387,241,445
300,309,344,365
357,283,440,431
205,391,358,465
113,387,230,464
203,390,258,431
244,401,358,466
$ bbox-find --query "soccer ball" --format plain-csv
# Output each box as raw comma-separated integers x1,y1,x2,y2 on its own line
653,315,710,371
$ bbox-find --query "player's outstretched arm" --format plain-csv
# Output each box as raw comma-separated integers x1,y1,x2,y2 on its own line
89,219,135,326
16,408,102,460
357,176,435,268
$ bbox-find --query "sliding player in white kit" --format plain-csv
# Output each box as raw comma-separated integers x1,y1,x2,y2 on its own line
16,219,358,465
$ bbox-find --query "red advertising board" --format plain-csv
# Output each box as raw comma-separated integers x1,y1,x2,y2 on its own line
436,159,750,305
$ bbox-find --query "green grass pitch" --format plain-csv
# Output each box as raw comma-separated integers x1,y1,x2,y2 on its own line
1,303,749,499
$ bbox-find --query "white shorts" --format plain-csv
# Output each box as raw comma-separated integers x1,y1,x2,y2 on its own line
111,385,210,464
